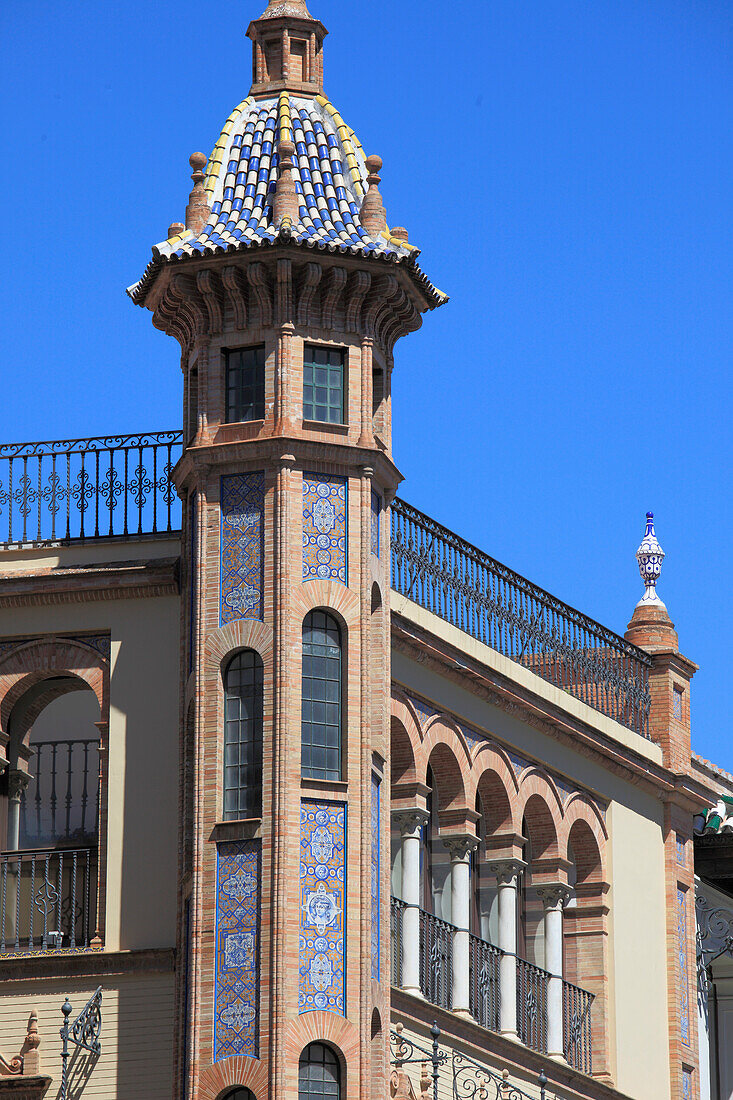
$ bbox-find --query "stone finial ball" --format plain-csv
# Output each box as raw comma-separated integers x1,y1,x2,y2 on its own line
278,138,295,158
391,226,409,242
189,151,207,171
365,154,382,174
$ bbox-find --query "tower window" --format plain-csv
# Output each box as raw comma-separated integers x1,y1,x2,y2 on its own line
290,38,307,81
301,611,342,781
226,346,265,423
299,1042,341,1100
224,650,264,820
265,38,282,81
303,346,345,424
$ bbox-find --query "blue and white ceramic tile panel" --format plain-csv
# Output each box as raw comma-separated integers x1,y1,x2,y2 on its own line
302,474,347,583
678,888,690,1046
299,801,346,1014
155,94,415,263
371,490,380,558
371,775,380,981
682,1069,691,1099
676,832,686,865
220,473,265,626
215,840,260,1060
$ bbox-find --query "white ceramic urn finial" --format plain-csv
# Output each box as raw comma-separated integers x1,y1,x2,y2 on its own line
635,511,665,608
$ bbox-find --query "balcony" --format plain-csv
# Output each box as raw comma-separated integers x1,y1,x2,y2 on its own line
391,899,594,1075
0,846,97,953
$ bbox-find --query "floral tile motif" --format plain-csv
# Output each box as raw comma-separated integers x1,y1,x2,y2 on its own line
371,490,381,558
300,800,346,1014
302,474,347,584
220,473,265,626
371,775,380,981
678,887,689,1046
215,840,260,1060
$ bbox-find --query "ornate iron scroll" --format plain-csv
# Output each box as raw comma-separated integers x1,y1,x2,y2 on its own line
59,987,102,1100
696,889,733,990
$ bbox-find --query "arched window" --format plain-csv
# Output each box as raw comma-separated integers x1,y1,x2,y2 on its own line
301,612,342,781
221,1089,256,1100
224,650,264,820
298,1042,341,1100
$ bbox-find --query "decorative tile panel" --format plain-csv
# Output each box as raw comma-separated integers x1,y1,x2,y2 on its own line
676,833,686,865
371,775,380,981
678,887,690,1046
300,800,346,1014
215,841,260,1060
682,1069,691,1099
220,473,265,626
302,474,347,584
371,490,381,558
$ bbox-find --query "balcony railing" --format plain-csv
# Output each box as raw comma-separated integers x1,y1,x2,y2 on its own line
0,846,97,953
563,978,593,1075
468,932,502,1032
391,497,652,739
419,907,453,1010
516,956,548,1054
390,896,405,987
0,431,183,546
21,738,100,849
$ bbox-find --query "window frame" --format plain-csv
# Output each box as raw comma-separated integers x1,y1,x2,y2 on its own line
298,1042,341,1100
223,649,264,821
303,345,346,426
301,610,343,783
225,345,266,425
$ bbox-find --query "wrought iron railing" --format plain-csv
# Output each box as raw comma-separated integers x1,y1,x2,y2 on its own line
0,432,182,546
391,498,652,739
21,739,100,848
563,978,593,1075
468,933,502,1032
0,846,97,953
419,907,453,1010
391,896,405,987
517,957,548,1055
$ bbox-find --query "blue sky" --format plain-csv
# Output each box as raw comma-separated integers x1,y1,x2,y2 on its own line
1,0,731,765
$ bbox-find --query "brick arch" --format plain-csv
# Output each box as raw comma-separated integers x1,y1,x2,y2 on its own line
390,693,421,787
0,638,108,747
284,1012,360,1100
390,690,426,745
563,802,607,883
473,747,519,835
198,1054,269,1100
519,787,561,861
291,579,360,630
423,739,468,814
205,619,274,675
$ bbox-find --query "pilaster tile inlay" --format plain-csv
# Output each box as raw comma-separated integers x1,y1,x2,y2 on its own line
678,886,690,1046
303,474,347,584
682,1069,691,1099
300,800,346,1014
676,832,686,865
220,472,265,625
371,490,381,558
371,774,380,981
215,840,260,1060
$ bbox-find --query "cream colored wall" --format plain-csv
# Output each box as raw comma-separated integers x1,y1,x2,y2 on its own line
0,536,178,574
0,537,181,952
392,644,671,1099
0,971,174,1098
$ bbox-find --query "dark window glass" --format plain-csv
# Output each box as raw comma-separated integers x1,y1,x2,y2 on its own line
224,650,264,820
301,611,342,781
222,1090,256,1100
226,346,265,423
298,1043,340,1100
303,346,344,424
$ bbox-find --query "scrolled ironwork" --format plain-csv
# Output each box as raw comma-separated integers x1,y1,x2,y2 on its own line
59,987,102,1100
696,889,733,991
391,497,652,739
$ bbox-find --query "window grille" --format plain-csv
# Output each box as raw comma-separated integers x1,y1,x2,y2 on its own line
303,346,344,424
226,347,266,423
299,1043,340,1100
301,611,342,781
224,650,264,820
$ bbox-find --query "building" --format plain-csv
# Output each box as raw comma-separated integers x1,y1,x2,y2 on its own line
0,2,725,1099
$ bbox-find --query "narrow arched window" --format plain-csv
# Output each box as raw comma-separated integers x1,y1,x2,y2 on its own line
221,1089,256,1100
224,650,263,820
298,1043,341,1100
301,611,342,781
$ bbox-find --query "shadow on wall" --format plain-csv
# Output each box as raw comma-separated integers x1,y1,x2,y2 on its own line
55,1045,100,1100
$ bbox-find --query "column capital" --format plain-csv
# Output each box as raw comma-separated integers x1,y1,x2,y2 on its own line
391,807,429,836
537,883,573,910
443,834,478,862
8,769,30,801
487,858,526,885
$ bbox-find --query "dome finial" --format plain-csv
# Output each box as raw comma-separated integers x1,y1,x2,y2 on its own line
360,155,387,237
635,511,666,608
185,152,210,235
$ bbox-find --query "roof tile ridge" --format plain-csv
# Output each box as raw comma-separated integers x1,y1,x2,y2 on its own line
315,93,364,200
204,96,255,197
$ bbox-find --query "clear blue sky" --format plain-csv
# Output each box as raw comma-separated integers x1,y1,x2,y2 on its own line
1,1,731,766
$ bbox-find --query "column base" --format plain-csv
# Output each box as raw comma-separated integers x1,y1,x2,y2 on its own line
452,1008,472,1020
548,1052,568,1065
401,986,424,999
499,1030,522,1044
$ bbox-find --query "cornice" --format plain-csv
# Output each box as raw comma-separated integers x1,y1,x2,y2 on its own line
0,557,180,608
0,947,174,983
390,611,712,809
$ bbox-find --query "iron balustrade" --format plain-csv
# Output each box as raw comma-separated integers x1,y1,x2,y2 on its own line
0,431,182,546
419,907,454,1011
563,978,593,1075
0,846,96,953
390,896,405,987
21,739,100,849
468,933,502,1032
517,957,548,1055
391,498,652,739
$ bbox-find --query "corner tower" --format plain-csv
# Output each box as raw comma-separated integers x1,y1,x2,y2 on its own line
129,4,446,1098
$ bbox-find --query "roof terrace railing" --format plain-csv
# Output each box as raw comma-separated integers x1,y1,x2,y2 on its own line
0,432,183,545
391,497,652,739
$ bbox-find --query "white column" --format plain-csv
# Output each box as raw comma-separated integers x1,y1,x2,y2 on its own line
488,859,525,1039
539,885,572,1060
7,770,29,852
444,836,478,1015
393,809,429,996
